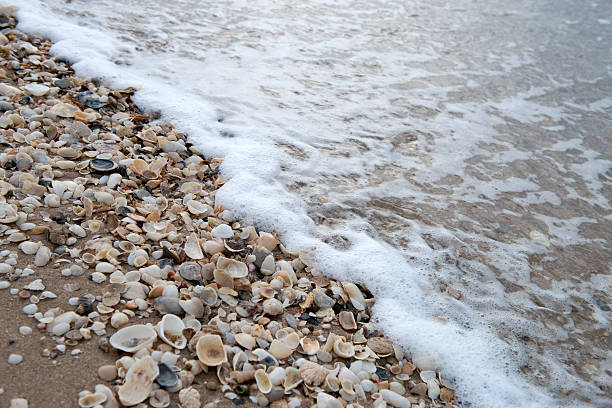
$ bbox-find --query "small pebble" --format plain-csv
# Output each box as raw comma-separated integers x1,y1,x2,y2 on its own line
8,354,23,365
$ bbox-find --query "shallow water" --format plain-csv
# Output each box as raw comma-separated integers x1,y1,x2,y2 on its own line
7,0,611,406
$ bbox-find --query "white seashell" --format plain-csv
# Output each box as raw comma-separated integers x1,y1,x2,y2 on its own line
196,334,227,366
149,389,170,408
255,369,272,393
427,379,440,400
262,298,283,315
111,311,129,329
299,362,327,386
198,286,218,306
34,245,51,266
184,233,203,259
333,339,355,359
268,367,285,386
338,311,357,331
24,279,44,291
381,389,412,408
18,241,40,255
268,339,293,360
109,324,157,353
256,233,277,252
316,392,343,408
96,262,116,273
157,314,187,349
118,356,159,406
186,200,212,216
216,256,248,278
260,254,275,276
179,298,204,318
234,333,256,350
203,239,224,255
342,282,366,311
211,224,233,239
94,384,117,408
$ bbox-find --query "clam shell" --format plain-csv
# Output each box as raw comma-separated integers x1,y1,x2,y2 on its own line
268,367,285,386
179,298,204,318
300,337,320,355
333,339,355,359
366,337,394,357
216,257,248,278
89,158,117,173
198,286,218,306
149,389,170,408
268,339,293,360
157,314,187,349
255,368,272,394
109,324,157,353
317,392,343,408
283,366,303,392
262,298,283,315
78,391,107,408
155,362,180,388
256,233,277,252
178,262,202,281
118,356,159,406
234,333,256,350
196,334,227,366
338,311,357,331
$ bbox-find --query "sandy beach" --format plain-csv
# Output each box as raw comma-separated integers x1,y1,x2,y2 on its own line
0,9,457,408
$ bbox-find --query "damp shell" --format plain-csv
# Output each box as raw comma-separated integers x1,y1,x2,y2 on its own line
196,334,227,366
342,282,366,311
109,324,157,353
157,314,187,349
90,158,118,173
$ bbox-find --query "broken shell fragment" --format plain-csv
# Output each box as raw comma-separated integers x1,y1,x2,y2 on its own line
338,311,357,331
342,282,366,311
333,339,355,359
216,256,248,278
255,368,272,394
184,233,203,259
157,314,187,349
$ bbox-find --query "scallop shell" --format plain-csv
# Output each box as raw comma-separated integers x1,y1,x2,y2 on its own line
300,337,320,355
216,257,248,278
109,324,157,353
333,339,355,359
255,369,272,393
157,314,187,349
299,362,327,386
118,356,159,406
196,334,227,366
341,282,366,311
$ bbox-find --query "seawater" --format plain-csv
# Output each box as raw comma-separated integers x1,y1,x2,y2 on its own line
6,0,611,406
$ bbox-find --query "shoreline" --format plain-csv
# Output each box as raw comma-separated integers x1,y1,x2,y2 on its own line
0,9,457,408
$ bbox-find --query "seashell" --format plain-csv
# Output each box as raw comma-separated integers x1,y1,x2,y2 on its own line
342,282,366,311
333,339,355,359
78,391,107,407
18,241,41,255
216,257,248,278
283,366,303,392
156,362,180,388
211,224,233,239
325,374,341,392
255,369,272,394
184,233,203,259
381,389,412,408
213,268,234,289
299,362,327,386
196,334,227,366
118,356,159,406
199,286,218,306
157,314,187,349
178,387,200,408
186,200,212,216
0,203,19,224
276,330,299,349
253,349,279,366
300,337,320,355
262,298,283,315
94,384,117,408
268,339,293,360
234,333,256,350
339,311,357,331
256,233,277,252
366,337,394,357
339,379,357,402
129,159,148,175
34,245,51,266
180,298,204,318
110,311,129,328
316,392,343,408
260,254,275,276
268,367,285,386
203,239,225,255
149,389,170,408
178,262,202,281
109,324,157,353
89,158,117,173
